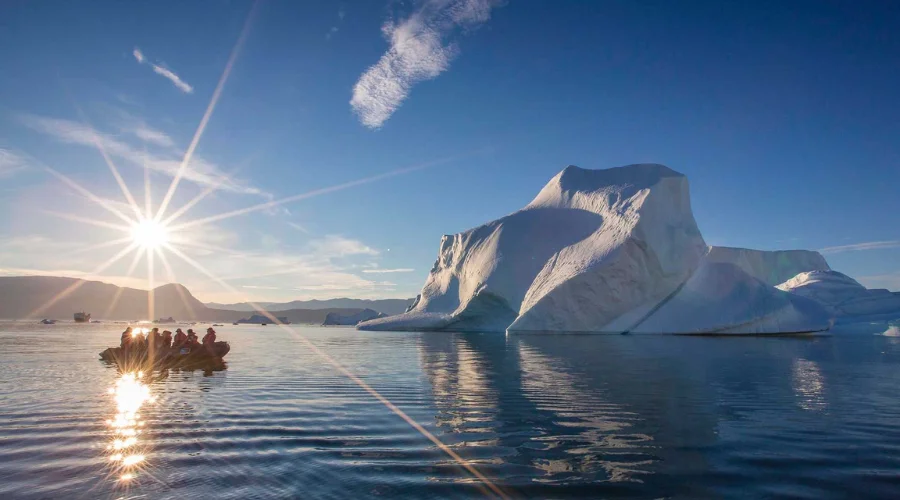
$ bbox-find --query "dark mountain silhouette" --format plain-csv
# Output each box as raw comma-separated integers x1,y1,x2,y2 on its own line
0,276,369,324
205,297,415,315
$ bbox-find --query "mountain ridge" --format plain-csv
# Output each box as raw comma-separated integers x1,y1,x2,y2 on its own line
0,276,395,323
205,298,415,315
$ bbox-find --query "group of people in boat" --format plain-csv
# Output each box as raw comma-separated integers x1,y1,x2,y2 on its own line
119,326,218,355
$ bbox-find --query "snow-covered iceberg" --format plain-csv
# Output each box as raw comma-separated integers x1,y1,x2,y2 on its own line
358,164,842,334
776,270,900,322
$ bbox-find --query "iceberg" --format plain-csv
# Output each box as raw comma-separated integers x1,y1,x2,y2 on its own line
322,308,387,326
359,164,850,334
776,270,900,322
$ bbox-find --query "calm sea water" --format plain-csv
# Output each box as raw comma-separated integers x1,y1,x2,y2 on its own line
2,322,900,499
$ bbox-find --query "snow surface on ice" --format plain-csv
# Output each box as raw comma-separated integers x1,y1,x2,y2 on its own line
358,164,846,334
777,270,900,321
705,247,830,286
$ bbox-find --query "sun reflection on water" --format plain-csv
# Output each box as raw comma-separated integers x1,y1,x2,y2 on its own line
105,372,155,483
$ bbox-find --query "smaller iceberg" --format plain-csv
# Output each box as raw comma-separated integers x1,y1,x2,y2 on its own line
777,270,900,323
323,309,386,326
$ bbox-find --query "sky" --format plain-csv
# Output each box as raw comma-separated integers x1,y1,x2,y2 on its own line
0,0,898,304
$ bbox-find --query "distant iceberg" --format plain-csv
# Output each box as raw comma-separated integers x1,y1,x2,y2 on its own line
322,308,386,326
359,164,893,334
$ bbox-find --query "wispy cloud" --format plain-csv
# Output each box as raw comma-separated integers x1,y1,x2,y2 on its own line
286,221,311,234
308,235,378,256
133,46,194,94
350,0,502,128
20,114,265,196
326,6,346,40
819,240,900,254
0,148,32,177
362,268,414,273
128,123,175,147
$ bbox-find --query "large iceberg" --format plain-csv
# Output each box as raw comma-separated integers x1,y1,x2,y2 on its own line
359,164,845,334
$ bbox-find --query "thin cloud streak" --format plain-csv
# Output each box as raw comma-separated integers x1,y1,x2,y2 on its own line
133,46,194,93
350,0,502,128
22,114,265,196
0,148,32,177
362,268,415,273
170,150,480,231
819,240,900,254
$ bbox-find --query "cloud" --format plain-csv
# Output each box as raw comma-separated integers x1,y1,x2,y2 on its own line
819,240,900,254
308,235,378,256
128,123,174,147
362,268,414,273
326,7,346,40
20,114,265,196
0,148,32,177
286,221,311,234
151,65,194,93
350,0,502,128
133,46,194,94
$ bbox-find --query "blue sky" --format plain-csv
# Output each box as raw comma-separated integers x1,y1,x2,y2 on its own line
0,0,898,303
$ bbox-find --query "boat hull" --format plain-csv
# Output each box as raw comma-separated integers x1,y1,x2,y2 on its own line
99,341,230,371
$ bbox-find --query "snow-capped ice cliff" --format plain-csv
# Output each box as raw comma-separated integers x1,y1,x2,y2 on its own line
358,164,866,334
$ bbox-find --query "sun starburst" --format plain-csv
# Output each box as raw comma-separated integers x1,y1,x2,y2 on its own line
129,218,169,250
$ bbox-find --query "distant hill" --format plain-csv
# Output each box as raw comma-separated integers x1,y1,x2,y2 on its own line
0,276,369,324
205,298,415,316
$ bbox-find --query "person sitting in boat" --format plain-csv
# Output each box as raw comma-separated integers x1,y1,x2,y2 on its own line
162,330,173,349
173,328,187,347
132,329,146,350
202,327,217,346
202,327,217,354
120,327,133,349
186,329,200,348
147,327,161,351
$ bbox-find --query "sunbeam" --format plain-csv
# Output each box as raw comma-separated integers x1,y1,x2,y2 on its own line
42,210,133,233
161,166,242,227
155,248,197,320
170,157,453,232
70,237,135,255
102,247,145,319
154,1,258,222
146,247,155,320
143,147,152,219
70,102,144,221
45,168,137,226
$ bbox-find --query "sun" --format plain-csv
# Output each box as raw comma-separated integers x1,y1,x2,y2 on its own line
130,218,169,250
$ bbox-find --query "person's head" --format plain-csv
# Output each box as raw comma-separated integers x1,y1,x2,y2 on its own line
187,329,194,334
176,328,183,334
125,327,132,333
163,330,171,335
207,327,215,334
152,327,159,333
